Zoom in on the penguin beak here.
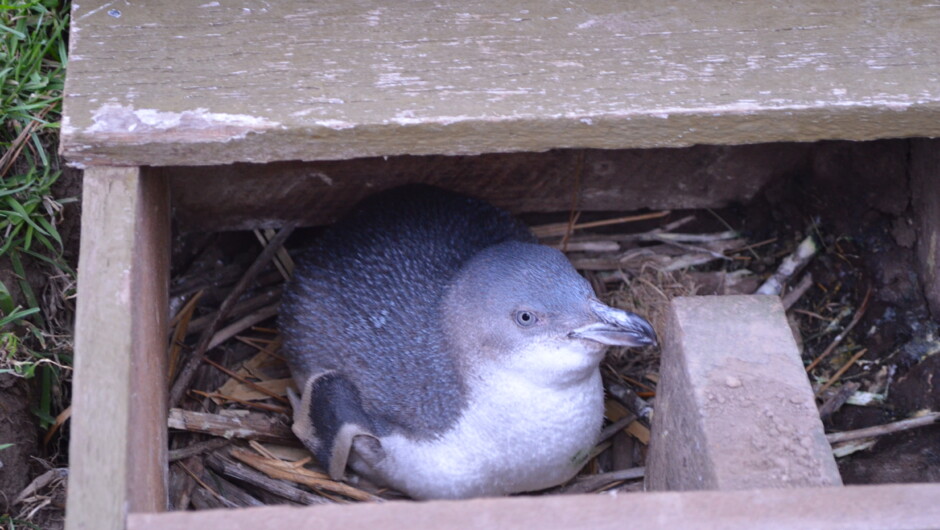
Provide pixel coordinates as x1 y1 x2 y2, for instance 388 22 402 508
569 300 658 348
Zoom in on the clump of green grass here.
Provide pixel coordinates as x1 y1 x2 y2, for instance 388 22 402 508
1 0 72 430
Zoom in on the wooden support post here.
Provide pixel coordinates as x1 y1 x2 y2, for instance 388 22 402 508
66 167 171 530
912 138 940 319
646 295 841 491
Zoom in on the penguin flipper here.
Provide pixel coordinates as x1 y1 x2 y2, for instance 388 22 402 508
291 371 386 480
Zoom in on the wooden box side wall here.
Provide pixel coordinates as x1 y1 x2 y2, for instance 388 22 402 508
66 168 171 530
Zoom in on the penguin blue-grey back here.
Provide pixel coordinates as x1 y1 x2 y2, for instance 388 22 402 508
279 184 656 499
281 186 534 435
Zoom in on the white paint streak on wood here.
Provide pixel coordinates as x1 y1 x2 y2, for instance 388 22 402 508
87 104 278 134
77 1 115 20
83 104 280 143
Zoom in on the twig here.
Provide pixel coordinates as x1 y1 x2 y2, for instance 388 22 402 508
805 286 872 373
0 103 54 178
657 215 696 233
793 308 829 321
167 408 297 445
781 273 814 310
229 448 381 502
187 287 282 336
206 451 331 505
12 468 68 506
653 230 738 243
168 438 231 462
616 374 655 393
201 470 265 508
533 211 670 238
598 413 638 444
170 266 279 299
817 382 860 421
756 235 819 295
178 461 237 508
816 348 868 396
207 303 281 350
826 412 939 444
726 237 778 254
248 439 280 460
203 357 289 404
548 240 620 253
41 405 71 446
170 290 205 328
236 335 287 362
171 458 199 511
607 383 653 421
192 390 290 414
169 224 296 408
610 429 637 470
568 239 742 272
655 238 733 261
168 290 204 381
559 467 645 494
254 229 295 281
560 150 584 251
559 215 697 244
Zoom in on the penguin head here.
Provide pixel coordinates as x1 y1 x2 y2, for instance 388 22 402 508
443 241 656 385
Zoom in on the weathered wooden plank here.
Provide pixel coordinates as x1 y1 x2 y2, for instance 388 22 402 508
66 168 171 530
646 296 841 491
128 484 940 530
912 138 940 319
164 144 811 231
62 1 940 167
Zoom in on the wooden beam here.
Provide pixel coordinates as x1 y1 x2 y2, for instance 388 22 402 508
128 483 940 530
646 296 841 491
164 144 812 231
912 138 940 319
62 1 940 167
66 167 171 530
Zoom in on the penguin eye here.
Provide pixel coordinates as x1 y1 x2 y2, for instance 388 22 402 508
513 310 537 327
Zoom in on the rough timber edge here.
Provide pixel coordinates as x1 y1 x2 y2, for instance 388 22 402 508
128 483 940 530
60 105 940 168
65 167 170 530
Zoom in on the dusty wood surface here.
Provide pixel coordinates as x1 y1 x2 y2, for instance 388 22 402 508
646 296 841 491
62 1 940 167
128 483 940 530
164 144 811 230
66 168 171 530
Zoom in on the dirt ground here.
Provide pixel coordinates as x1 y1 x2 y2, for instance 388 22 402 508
1 166 80 529
744 140 940 483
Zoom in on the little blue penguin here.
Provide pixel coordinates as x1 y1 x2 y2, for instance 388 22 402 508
279 184 657 500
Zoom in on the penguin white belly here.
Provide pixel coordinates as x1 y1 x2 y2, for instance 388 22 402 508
371 368 605 500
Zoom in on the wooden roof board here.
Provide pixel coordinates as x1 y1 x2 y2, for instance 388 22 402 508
62 1 940 167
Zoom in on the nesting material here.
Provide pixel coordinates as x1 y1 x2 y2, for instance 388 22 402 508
164 205 933 509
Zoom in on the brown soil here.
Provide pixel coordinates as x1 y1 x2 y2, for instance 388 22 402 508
0 166 80 528
0 375 39 511
747 140 940 484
